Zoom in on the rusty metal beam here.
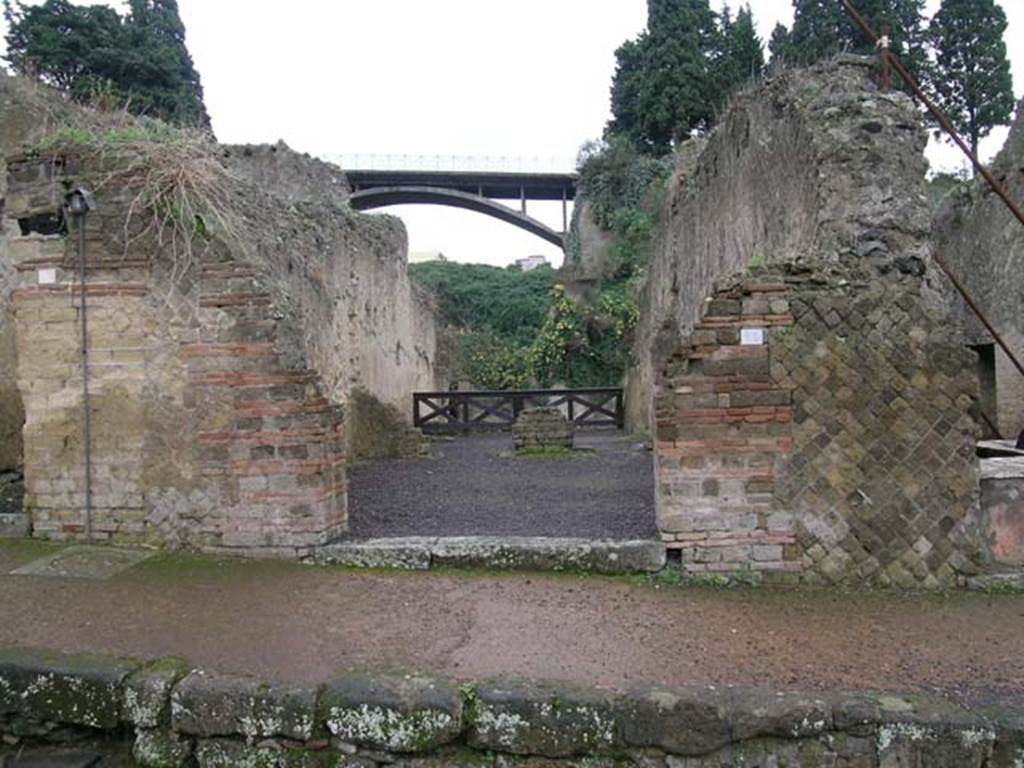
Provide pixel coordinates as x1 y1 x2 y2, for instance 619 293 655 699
840 0 1024 231
840 0 1024 381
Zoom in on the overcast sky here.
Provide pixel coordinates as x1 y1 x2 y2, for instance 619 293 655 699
3 1 1022 267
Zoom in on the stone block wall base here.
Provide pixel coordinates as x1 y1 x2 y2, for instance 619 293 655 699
514 407 575 451
654 265 983 587
0 513 29 539
313 536 667 574
0 645 1020 767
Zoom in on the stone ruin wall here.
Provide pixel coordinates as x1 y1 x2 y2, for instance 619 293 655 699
0 80 439 551
631 56 989 585
221 142 437 414
657 265 982 586
626 56 939 433
937 97 1024 440
3 646 1021 768
0 72 81 472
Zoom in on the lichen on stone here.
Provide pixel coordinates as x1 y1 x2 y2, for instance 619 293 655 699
326 702 455 753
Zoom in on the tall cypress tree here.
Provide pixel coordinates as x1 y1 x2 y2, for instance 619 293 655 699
124 0 209 127
728 5 766 84
780 0 925 70
788 0 849 64
768 22 793 64
714 4 765 100
2 0 209 128
929 0 1015 157
606 0 731 154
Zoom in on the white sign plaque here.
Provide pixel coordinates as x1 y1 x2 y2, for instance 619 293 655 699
38 268 57 285
740 328 765 346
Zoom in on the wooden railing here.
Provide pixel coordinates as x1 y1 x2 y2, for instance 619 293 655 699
413 388 624 432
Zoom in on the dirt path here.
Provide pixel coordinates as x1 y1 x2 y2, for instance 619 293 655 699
347 431 657 539
2 544 1022 710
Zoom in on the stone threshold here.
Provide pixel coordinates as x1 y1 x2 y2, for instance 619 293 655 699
310 535 667 574
0 645 1021 767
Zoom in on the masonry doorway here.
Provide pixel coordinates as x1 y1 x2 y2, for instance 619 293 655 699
345 387 656 540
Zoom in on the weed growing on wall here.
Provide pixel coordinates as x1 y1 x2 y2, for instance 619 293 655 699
29 119 245 280
566 137 670 270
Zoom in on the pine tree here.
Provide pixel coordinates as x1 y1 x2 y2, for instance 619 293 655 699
2 0 209 128
713 4 765 101
768 22 793 64
728 5 766 84
124 0 209 127
929 0 1015 157
2 0 126 97
781 0 925 70
607 0 726 154
788 0 848 64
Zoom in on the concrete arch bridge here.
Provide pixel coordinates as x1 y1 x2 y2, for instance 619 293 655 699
341 156 577 249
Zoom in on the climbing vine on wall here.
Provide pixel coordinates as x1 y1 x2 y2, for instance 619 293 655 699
566 137 670 269
530 285 638 388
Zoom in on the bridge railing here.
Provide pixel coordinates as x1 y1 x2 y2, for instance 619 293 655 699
326 153 576 174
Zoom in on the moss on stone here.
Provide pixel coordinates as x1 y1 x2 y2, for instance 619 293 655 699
0 646 141 730
346 388 429 461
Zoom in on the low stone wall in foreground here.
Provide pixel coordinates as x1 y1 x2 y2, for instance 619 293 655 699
1 646 1021 767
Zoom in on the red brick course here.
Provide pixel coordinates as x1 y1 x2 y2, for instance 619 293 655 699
655 280 799 576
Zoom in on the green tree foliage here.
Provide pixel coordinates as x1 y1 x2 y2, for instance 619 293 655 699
717 4 765 94
456 330 533 391
2 0 209 128
607 0 766 154
531 285 638 388
768 22 792 62
772 0 926 72
929 0 1015 157
407 261 556 346
570 136 671 276
408 261 638 389
607 0 721 154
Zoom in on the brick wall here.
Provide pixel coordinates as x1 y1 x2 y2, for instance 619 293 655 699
937 96 1024 439
656 264 984 586
627 56 936 434
4 146 411 551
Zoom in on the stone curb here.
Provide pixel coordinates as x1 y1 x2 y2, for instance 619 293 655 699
1 646 1022 766
313 536 667 574
0 513 30 539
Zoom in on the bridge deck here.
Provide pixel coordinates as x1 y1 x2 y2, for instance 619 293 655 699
346 169 577 202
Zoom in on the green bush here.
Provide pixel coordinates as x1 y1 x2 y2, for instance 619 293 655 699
408 261 555 346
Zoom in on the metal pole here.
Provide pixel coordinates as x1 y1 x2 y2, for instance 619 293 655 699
74 211 93 545
840 0 1024 381
841 0 1024 230
877 24 891 93
932 252 1024 379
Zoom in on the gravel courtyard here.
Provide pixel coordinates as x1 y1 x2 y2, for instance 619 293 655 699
347 430 657 540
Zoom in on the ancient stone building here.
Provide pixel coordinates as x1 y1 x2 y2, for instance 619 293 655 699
1 77 438 551
937 97 1024 440
628 56 992 586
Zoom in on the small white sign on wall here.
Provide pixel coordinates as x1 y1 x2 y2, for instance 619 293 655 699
37 268 58 285
740 327 766 346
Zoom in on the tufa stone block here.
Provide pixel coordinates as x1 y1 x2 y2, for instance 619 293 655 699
320 672 463 753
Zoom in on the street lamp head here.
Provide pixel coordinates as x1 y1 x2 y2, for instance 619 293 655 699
65 187 97 216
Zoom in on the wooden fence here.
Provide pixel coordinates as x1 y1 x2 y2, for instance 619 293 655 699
412 388 624 432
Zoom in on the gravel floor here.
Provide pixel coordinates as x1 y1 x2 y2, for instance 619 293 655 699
347 430 657 540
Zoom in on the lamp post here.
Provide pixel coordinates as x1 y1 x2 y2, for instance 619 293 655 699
65 188 96 544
